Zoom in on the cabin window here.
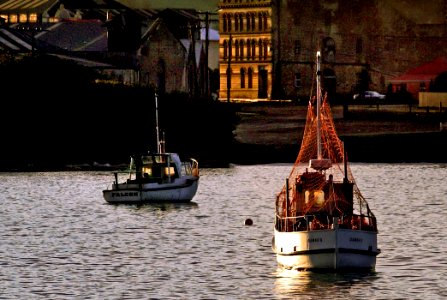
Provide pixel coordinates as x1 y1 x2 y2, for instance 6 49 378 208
314 190 325 206
142 167 152 176
164 167 175 176
305 190 325 206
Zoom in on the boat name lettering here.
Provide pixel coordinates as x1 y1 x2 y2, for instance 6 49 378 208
349 237 363 242
308 238 323 243
111 192 139 197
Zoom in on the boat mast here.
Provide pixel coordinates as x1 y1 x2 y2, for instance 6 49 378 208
155 93 162 153
316 51 322 160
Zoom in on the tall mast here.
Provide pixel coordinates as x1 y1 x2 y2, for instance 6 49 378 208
155 93 161 153
316 51 322 160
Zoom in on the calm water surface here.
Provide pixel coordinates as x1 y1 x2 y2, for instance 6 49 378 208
0 163 446 299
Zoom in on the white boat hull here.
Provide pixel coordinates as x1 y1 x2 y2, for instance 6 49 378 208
273 228 379 270
103 176 199 204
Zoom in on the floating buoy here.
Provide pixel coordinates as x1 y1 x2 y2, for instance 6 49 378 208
244 218 253 226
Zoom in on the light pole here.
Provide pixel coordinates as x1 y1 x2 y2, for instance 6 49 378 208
227 34 232 103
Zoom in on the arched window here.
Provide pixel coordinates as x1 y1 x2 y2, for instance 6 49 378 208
246 13 251 31
239 40 244 59
323 37 336 63
240 68 246 88
223 14 227 32
235 14 239 31
235 40 239 60
226 67 232 88
228 38 232 59
223 40 228 59
258 12 263 31
263 13 268 30
356 37 363 54
247 39 251 59
258 39 263 60
248 67 253 88
251 39 256 59
239 14 243 31
251 13 255 31
263 40 268 59
294 40 301 56
227 14 232 32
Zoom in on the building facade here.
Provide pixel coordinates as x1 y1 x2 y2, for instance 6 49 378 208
218 0 272 101
218 0 447 102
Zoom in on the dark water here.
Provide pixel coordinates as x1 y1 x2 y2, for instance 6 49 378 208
0 163 446 299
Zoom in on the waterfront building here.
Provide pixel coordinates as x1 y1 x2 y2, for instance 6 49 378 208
218 0 447 102
218 0 272 101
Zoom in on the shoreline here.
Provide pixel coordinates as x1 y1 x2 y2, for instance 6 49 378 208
1 103 446 171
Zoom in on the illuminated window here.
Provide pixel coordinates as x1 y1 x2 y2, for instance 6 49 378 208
19 14 27 23
314 190 325 206
9 14 18 23
0 14 8 23
239 40 244 59
28 13 37 23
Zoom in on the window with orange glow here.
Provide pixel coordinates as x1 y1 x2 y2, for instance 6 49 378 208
28 14 37 23
19 14 27 23
9 14 18 23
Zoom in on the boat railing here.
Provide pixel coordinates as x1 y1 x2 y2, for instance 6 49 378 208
182 158 199 177
275 213 377 232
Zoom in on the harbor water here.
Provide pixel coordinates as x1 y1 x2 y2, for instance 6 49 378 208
0 163 446 299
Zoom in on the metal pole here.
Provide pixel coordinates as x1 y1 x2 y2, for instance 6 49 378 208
316 51 322 159
155 93 161 153
227 34 232 103
205 11 210 98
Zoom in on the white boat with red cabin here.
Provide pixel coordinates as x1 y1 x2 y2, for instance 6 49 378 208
272 52 380 271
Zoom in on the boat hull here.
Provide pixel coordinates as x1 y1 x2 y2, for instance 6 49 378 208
273 228 379 270
103 177 199 204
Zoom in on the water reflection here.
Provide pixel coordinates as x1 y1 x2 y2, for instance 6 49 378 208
104 201 199 212
273 268 379 298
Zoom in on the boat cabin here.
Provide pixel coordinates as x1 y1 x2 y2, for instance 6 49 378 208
131 153 183 183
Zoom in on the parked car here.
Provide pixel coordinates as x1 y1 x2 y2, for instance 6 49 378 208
353 91 386 100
